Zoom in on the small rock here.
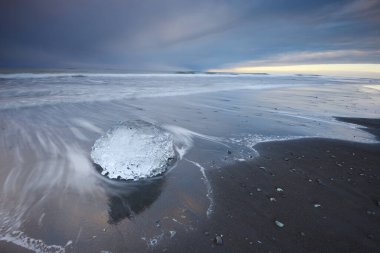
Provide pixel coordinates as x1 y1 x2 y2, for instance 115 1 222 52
276 187 284 192
300 232 305 236
257 188 262 192
314 204 321 208
367 234 374 240
275 220 284 228
227 150 232 155
269 197 276 202
284 157 290 161
367 210 376 215
214 235 223 245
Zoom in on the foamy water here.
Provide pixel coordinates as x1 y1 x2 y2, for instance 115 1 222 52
0 73 379 252
1 72 377 110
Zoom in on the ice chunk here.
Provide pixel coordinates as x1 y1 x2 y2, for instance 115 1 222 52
91 121 176 180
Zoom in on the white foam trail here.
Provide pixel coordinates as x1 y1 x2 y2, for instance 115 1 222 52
163 124 227 159
228 134 306 160
0 116 104 247
0 231 66 253
186 160 214 218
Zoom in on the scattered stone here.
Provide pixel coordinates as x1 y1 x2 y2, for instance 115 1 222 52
275 220 284 228
249 192 253 196
269 197 276 202
367 210 376 215
367 234 374 240
169 230 176 238
257 188 262 192
214 235 223 245
276 187 284 192
240 183 247 188
314 204 321 208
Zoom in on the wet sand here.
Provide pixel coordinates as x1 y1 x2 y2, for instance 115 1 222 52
169 117 380 253
0 75 379 253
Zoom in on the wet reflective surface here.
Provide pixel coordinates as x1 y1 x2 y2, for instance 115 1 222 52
0 73 379 252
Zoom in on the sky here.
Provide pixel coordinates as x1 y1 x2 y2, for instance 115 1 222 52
1 0 380 76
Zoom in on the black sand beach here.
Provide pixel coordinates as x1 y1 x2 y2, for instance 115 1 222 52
0 75 379 253
161 117 380 253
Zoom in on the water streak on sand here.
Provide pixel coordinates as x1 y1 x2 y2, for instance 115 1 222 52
186 160 214 218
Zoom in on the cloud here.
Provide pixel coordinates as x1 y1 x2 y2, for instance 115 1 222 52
0 0 379 70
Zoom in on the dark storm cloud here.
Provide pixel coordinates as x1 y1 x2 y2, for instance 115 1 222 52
0 0 379 70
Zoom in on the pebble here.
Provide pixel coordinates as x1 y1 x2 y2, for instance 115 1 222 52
276 188 284 192
269 197 276 202
314 204 321 208
227 150 232 155
275 220 284 228
284 157 290 161
367 210 376 215
214 235 223 245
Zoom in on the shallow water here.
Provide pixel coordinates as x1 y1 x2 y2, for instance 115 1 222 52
0 73 379 252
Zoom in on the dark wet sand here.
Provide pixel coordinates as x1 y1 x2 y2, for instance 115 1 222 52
156 118 380 253
1 114 379 253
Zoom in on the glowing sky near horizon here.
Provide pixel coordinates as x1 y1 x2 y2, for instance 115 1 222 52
210 64 380 78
